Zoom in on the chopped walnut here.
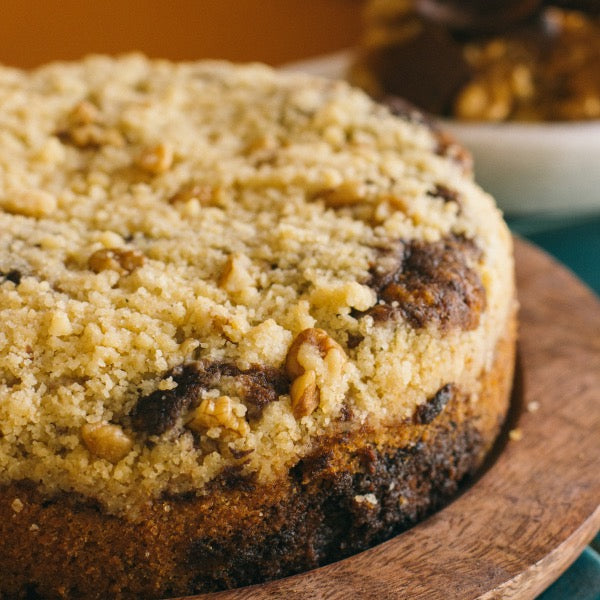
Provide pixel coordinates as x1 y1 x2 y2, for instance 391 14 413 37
454 79 512 121
454 8 600 121
169 182 214 205
68 100 100 126
69 124 124 148
218 253 255 298
315 180 367 208
186 395 249 437
137 142 174 174
285 328 345 379
243 134 280 166
59 101 124 148
131 361 287 436
81 423 134 463
355 5 600 121
290 369 319 418
88 247 145 275
285 328 347 418
354 493 378 507
1 190 57 218
243 134 278 155
68 124 124 148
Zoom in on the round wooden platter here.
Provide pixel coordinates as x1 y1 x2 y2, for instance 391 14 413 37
179 238 600 600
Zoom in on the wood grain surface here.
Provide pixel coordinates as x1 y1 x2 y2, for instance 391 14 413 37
176 238 600 600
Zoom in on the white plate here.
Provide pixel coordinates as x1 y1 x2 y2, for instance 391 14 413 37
282 51 600 216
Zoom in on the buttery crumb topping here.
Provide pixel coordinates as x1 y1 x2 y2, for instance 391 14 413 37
0 55 513 516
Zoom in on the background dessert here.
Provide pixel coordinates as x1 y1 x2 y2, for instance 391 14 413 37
350 0 600 121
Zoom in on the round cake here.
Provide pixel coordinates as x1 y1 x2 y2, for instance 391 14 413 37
0 55 515 599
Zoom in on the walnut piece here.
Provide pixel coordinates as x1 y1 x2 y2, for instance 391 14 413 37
68 100 100 126
454 80 512 121
285 328 347 418
88 247 145 275
137 142 174 174
315 181 367 208
186 395 249 437
60 101 124 148
218 253 255 298
71 124 104 147
285 328 345 379
169 182 214 205
11 498 24 513
81 423 133 463
1 190 57 218
289 369 319 418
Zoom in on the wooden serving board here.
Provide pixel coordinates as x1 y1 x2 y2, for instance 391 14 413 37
180 238 600 600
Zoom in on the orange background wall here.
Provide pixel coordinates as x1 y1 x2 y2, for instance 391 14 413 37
0 1 365 69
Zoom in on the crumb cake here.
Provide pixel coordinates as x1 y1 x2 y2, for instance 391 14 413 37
0 55 515 599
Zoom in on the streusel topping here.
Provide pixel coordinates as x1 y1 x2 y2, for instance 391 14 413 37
0 55 513 516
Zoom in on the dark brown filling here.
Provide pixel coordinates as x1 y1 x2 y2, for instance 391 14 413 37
0 269 22 285
131 361 289 436
414 383 455 424
361 236 486 331
426 183 461 205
